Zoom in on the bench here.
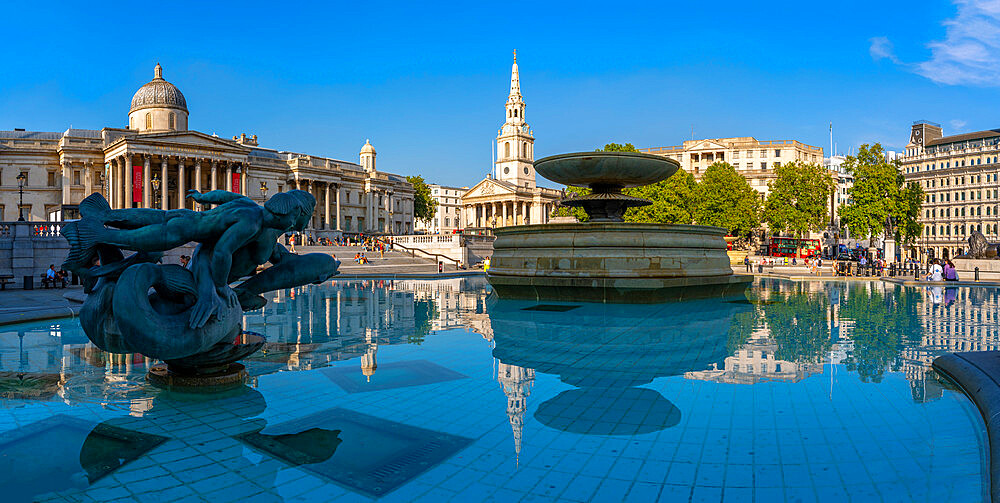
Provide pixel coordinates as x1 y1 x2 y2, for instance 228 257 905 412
0 275 13 290
40 273 67 289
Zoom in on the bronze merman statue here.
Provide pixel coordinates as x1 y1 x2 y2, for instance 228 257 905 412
60 190 340 373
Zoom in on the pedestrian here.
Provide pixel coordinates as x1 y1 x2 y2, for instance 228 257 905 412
179 255 190 268
744 256 751 273
926 258 943 282
289 234 296 253
944 259 959 281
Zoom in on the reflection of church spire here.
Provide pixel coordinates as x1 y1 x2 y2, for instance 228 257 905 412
362 330 378 382
496 360 534 466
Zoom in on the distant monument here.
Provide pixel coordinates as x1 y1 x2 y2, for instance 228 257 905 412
61 190 340 387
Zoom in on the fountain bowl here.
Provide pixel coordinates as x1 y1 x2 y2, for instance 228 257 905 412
534 151 679 189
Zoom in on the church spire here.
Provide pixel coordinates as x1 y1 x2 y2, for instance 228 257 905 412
508 50 521 103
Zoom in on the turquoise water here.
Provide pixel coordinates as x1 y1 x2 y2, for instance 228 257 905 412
0 277 987 502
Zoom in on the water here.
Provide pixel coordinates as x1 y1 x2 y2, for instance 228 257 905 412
0 277 988 502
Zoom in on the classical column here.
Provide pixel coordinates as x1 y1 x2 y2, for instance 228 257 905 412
241 164 248 195
194 158 202 194
295 179 301 190
384 192 391 233
502 201 508 227
84 162 93 196
61 161 71 206
225 163 233 192
143 155 151 208
211 161 218 192
335 184 342 231
160 157 168 210
178 158 187 210
124 153 133 209
324 183 331 230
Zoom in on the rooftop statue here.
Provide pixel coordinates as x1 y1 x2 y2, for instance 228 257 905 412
61 190 340 380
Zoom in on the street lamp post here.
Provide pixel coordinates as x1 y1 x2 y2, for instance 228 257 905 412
259 181 268 200
16 172 26 221
151 175 161 209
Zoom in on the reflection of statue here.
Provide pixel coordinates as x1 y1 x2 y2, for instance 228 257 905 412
959 230 1000 259
60 191 340 373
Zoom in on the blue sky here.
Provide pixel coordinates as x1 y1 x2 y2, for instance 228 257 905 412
2 1 999 188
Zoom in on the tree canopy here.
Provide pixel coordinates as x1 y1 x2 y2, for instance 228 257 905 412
838 143 923 245
693 162 762 238
762 161 835 239
405 175 438 223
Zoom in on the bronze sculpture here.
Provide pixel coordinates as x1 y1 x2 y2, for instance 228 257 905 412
61 190 340 379
959 230 1000 259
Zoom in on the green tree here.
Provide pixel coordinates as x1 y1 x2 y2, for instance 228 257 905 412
600 142 639 152
406 175 438 224
694 162 762 238
838 143 923 248
763 161 835 253
623 169 699 224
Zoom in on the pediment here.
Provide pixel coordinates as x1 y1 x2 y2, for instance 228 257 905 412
690 140 727 151
462 178 516 200
138 131 248 150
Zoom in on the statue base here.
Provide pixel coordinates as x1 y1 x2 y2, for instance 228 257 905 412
147 363 248 391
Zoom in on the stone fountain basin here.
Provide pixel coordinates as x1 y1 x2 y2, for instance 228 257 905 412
534 151 680 188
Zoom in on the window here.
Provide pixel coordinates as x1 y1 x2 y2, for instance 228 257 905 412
47 172 55 187
774 149 781 157
746 150 754 158
19 205 29 221
760 162 767 169
169 113 175 129
73 170 80 185
145 113 151 129
733 163 740 169
760 149 768 158
277 184 284 193
505 142 510 158
522 142 527 157
733 151 740 159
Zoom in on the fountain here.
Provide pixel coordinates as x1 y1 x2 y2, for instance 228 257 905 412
486 151 752 302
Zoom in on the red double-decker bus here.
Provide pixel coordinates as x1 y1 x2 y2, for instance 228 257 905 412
769 237 821 258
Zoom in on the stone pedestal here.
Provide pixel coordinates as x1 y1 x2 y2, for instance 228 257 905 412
884 238 897 263
487 223 752 302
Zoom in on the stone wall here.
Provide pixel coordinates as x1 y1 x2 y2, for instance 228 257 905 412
953 258 1000 281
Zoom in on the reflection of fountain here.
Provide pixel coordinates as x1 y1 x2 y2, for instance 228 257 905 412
487 151 751 302
489 294 751 439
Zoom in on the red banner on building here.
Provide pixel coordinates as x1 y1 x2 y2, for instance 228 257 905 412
231 172 241 193
132 165 143 203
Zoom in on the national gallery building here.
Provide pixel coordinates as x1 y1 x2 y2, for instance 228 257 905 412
0 64 415 235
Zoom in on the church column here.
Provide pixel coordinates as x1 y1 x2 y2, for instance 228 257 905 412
324 183 331 230
143 155 151 208
335 184 342 231
124 153 133 209
225 162 233 192
241 164 248 195
211 161 218 192
502 201 508 227
160 157 168 210
178 158 187 210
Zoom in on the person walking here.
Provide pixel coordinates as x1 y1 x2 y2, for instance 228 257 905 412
744 256 751 273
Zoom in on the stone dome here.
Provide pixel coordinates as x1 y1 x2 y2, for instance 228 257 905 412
360 139 376 155
129 63 187 114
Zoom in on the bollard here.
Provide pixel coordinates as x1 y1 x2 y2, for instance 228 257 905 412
23 275 33 290
976 267 980 282
915 266 919 280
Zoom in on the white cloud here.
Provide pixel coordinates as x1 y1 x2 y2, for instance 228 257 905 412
869 36 900 63
914 0 1000 86
951 119 968 130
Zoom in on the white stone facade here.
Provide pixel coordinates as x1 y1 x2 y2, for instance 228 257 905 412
0 64 414 235
415 184 467 234
901 120 1000 260
639 137 824 199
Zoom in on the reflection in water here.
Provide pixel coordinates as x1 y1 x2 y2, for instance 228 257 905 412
0 276 994 500
488 295 752 443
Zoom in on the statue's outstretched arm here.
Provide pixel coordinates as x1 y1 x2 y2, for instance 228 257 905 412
187 190 246 205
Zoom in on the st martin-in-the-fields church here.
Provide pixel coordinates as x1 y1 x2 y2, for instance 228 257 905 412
461 52 561 228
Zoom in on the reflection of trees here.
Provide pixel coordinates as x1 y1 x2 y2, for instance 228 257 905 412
410 299 438 345
839 285 923 383
732 281 831 365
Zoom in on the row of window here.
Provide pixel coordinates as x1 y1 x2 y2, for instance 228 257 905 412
925 205 998 218
926 223 997 237
925 189 997 203
732 162 780 170
908 156 1000 173
130 112 177 130
923 173 997 188
732 149 782 159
